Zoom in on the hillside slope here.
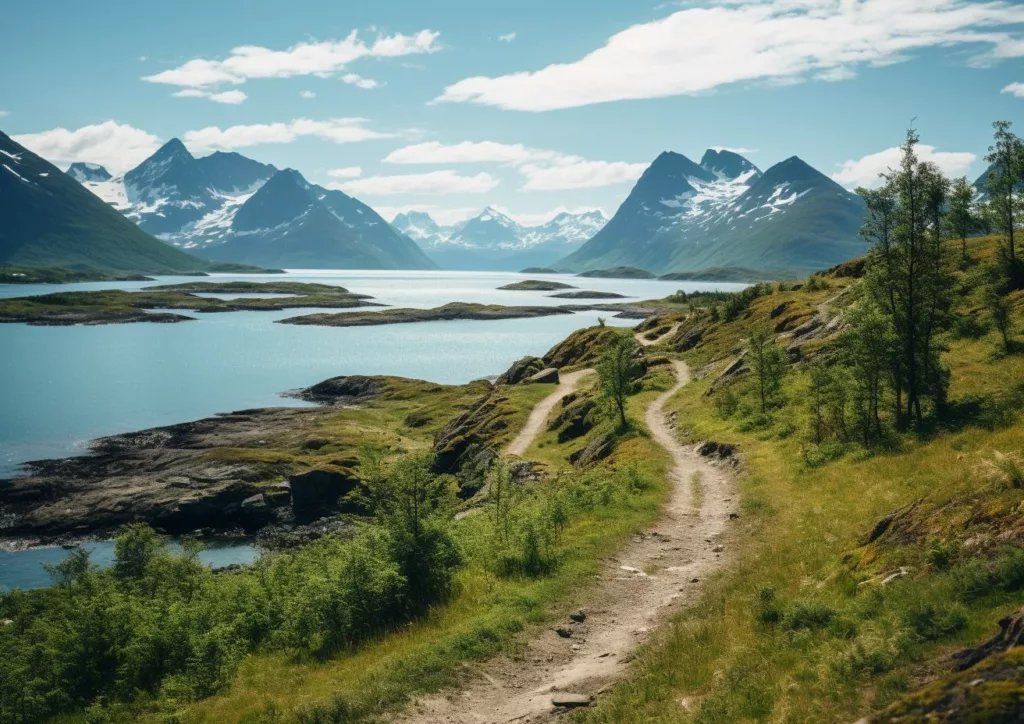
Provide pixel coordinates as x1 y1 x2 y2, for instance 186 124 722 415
0 131 223 273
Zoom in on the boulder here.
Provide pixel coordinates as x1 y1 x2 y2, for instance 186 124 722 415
569 434 615 468
551 399 598 443
526 368 560 384
263 483 291 507
496 356 546 385
297 375 385 404
954 607 1024 670
432 390 511 474
696 440 737 461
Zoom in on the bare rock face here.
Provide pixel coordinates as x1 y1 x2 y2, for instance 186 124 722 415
548 397 598 443
496 356 546 385
288 468 362 521
526 368 560 384
432 389 512 474
569 433 616 468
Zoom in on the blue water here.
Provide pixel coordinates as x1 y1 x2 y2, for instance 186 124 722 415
0 271 742 474
0 540 260 592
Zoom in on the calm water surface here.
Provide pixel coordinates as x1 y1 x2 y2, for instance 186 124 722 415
0 270 742 474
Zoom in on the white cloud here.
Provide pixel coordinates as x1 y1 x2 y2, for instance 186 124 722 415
143 29 439 89
499 32 517 43
183 118 395 152
172 88 248 104
832 145 978 189
326 166 363 178
13 121 161 174
341 73 379 89
1002 81 1024 96
435 0 1024 111
0 110 9 118
333 170 500 196
300 90 316 99
383 139 646 190
138 56 148 62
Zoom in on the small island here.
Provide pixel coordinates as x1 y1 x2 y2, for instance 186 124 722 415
279 302 574 327
0 282 380 326
659 267 778 282
519 266 560 274
498 279 577 291
548 290 628 299
0 266 154 285
577 267 656 279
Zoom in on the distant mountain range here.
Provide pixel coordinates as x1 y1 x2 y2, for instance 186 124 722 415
71 139 435 270
0 131 242 274
392 207 608 271
558 149 867 278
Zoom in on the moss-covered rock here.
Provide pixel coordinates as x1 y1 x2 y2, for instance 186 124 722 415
496 356 546 385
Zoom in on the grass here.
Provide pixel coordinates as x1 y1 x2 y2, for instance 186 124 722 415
572 238 1024 722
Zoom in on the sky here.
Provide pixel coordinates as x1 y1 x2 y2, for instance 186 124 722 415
2 0 1023 226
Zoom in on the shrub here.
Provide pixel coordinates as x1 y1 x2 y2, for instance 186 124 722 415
903 602 968 641
785 600 836 631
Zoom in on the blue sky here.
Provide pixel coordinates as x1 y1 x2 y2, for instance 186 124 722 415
2 0 1023 225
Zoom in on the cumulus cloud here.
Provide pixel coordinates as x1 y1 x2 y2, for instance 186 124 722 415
832 145 978 189
332 170 500 196
300 90 316 99
498 32 517 42
13 121 161 174
435 0 1024 111
143 30 439 89
382 140 645 190
183 118 395 152
0 110 9 118
326 166 363 178
171 88 248 104
341 73 379 89
1002 81 1024 96
709 146 759 155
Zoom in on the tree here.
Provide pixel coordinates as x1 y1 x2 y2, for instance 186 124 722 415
807 361 830 444
597 333 641 428
861 128 953 429
984 284 1014 354
985 120 1024 268
114 524 163 580
841 301 895 444
946 177 981 264
747 326 786 413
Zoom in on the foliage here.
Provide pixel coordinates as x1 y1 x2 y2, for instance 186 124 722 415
747 326 787 413
597 334 641 428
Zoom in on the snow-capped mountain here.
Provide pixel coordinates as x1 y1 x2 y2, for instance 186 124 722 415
66 162 111 183
392 207 608 271
559 149 866 278
70 139 435 270
1 132 219 273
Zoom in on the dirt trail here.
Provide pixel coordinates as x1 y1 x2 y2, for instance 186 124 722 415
636 322 680 347
505 370 595 457
402 360 737 723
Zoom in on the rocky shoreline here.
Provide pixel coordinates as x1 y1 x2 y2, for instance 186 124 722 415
278 302 575 327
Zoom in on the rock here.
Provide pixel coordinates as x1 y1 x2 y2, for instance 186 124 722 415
697 441 737 461
431 389 512 475
672 327 704 353
862 499 922 545
402 410 431 428
288 468 361 521
550 398 598 443
769 302 790 319
570 611 587 623
954 608 1024 671
555 627 574 638
496 356 546 385
551 693 591 708
569 433 616 468
262 483 291 507
241 493 267 510
296 375 385 404
526 367 560 384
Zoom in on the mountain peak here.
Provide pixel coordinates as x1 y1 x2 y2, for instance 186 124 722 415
66 162 112 183
153 138 193 161
699 149 761 180
757 156 833 188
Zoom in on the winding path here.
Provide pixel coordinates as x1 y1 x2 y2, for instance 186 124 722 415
636 322 681 347
505 369 595 457
402 360 737 723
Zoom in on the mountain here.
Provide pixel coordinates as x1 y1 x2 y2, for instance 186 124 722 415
198 168 436 269
392 207 608 271
0 131 227 273
66 162 111 183
558 149 866 278
71 139 434 270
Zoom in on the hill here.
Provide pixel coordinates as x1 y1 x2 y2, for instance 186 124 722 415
0 131 237 273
